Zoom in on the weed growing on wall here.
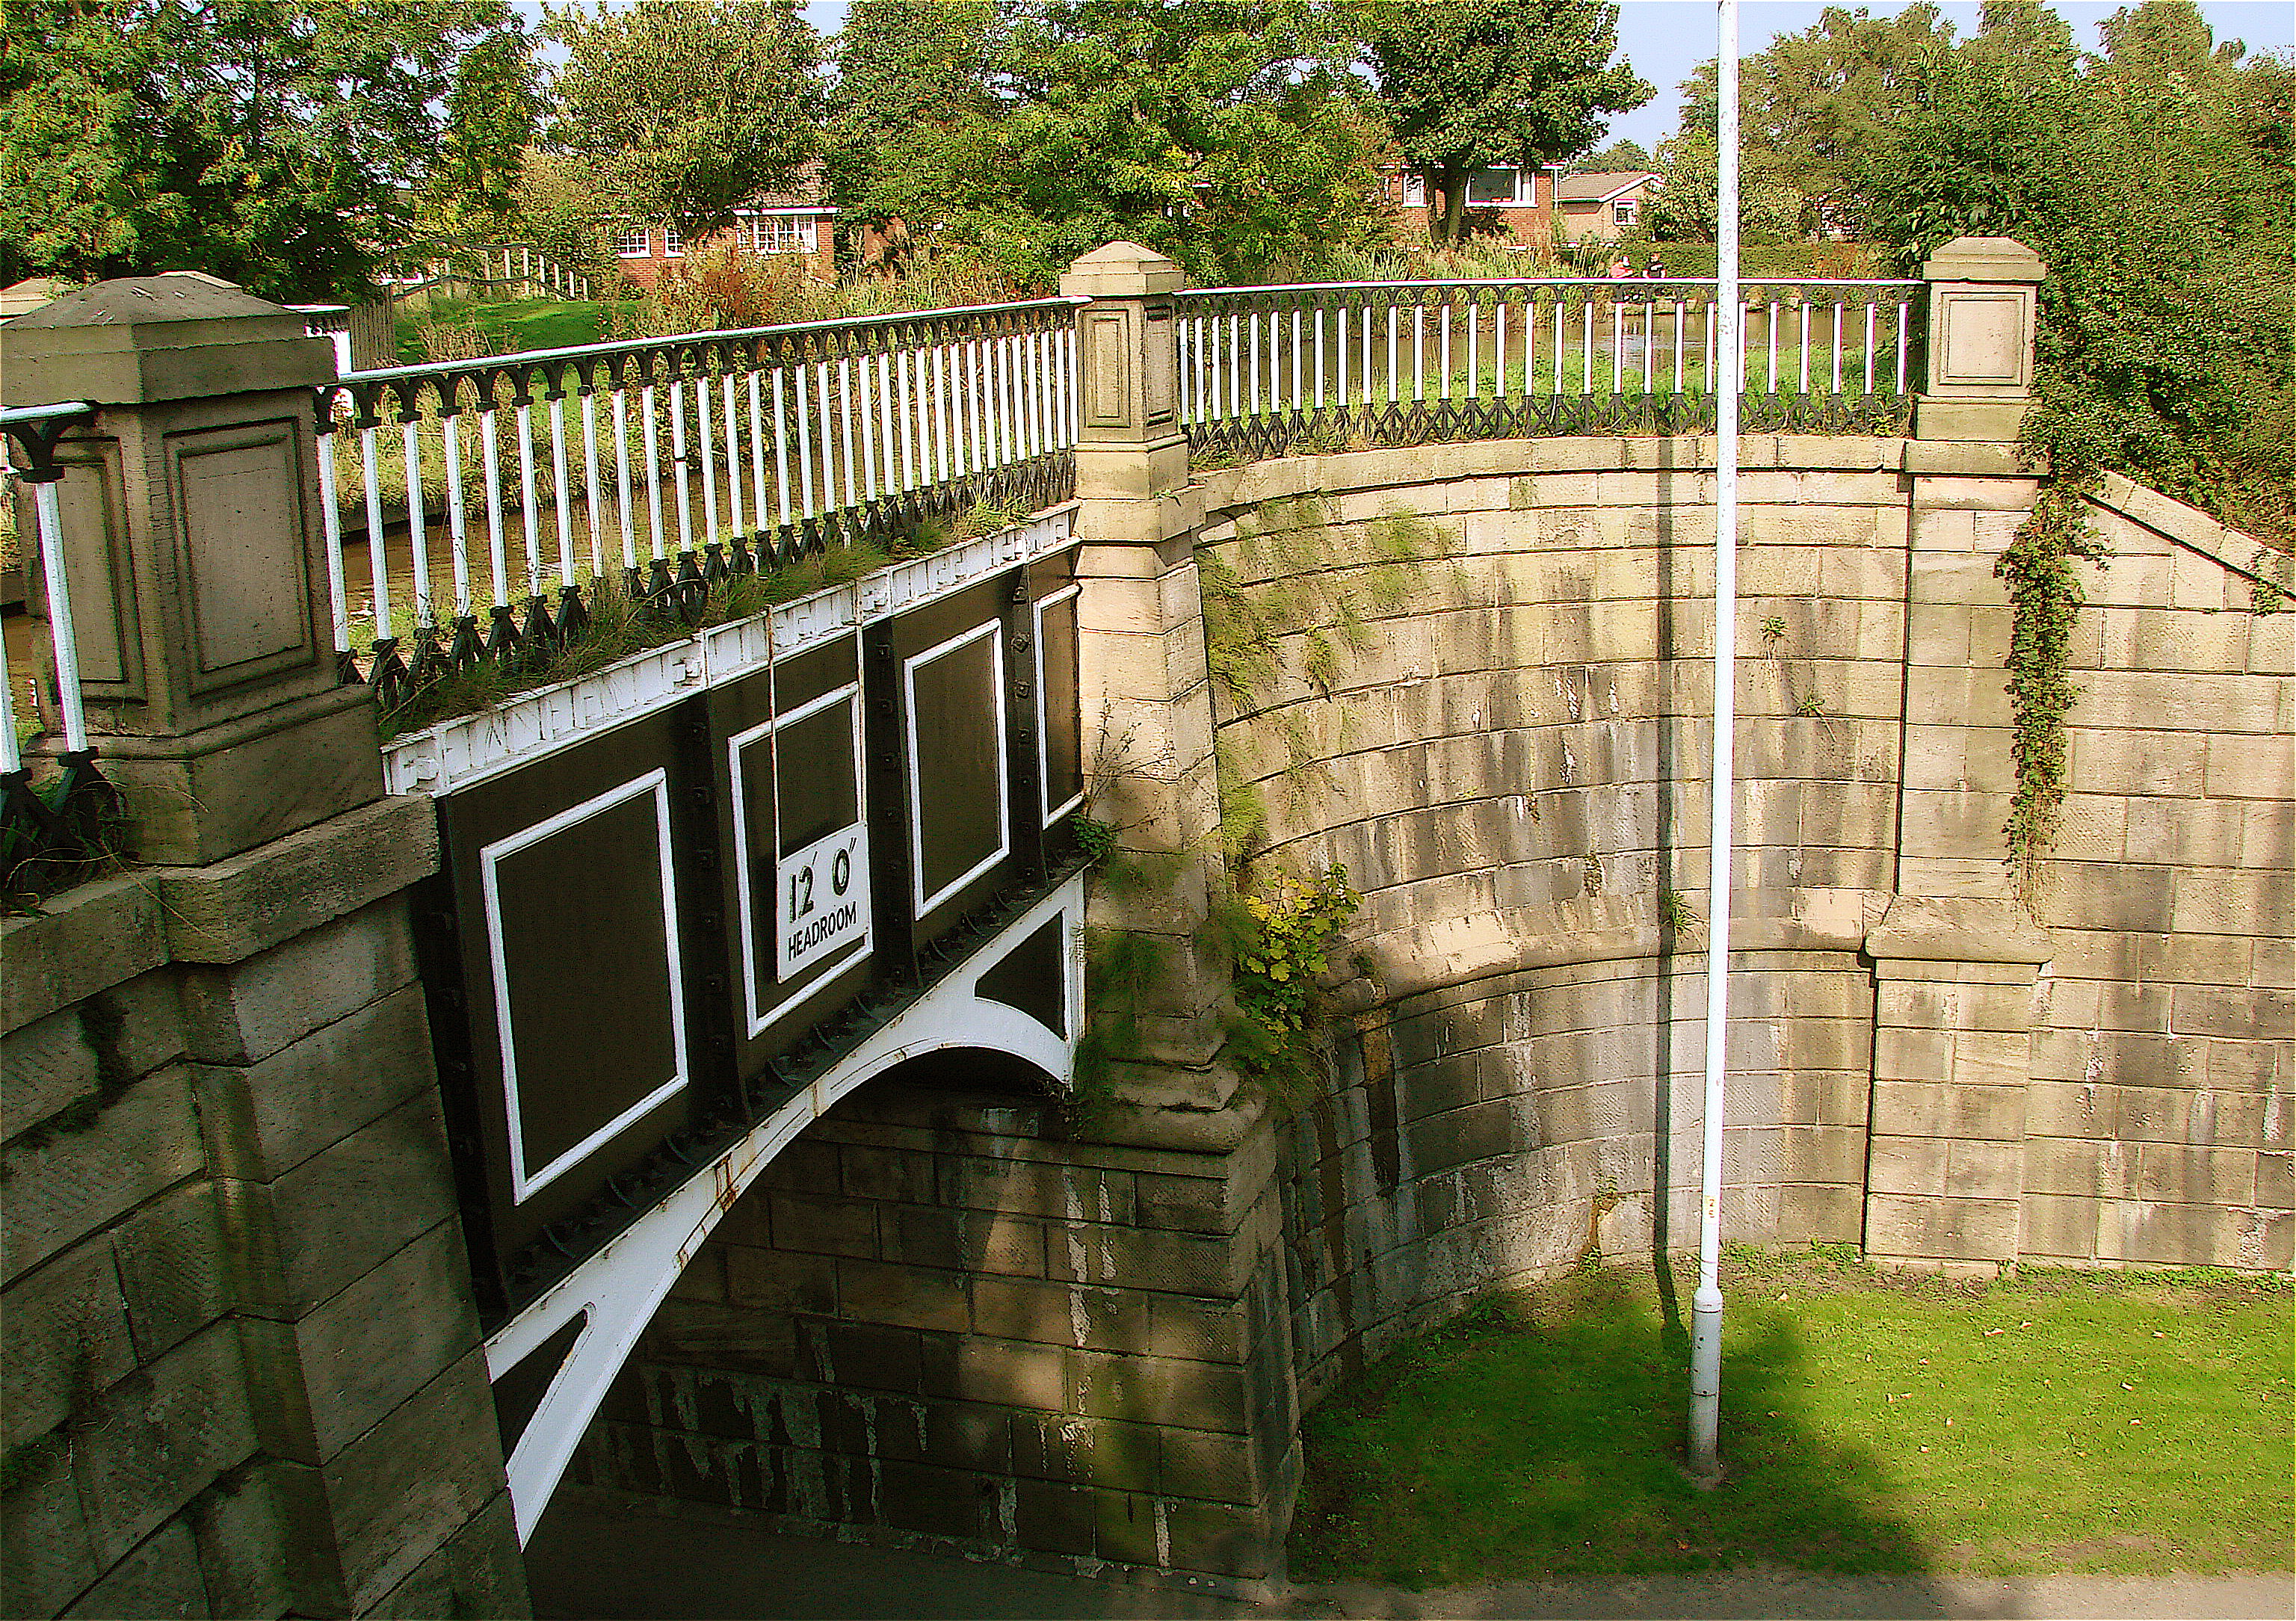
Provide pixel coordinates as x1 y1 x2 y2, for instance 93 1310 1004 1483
1199 496 1441 853
1996 486 2110 903
1196 495 1443 1109
1225 863 1360 1111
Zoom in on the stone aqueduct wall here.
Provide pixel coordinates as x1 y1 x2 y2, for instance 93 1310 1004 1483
576 435 2289 1579
1194 436 2290 1401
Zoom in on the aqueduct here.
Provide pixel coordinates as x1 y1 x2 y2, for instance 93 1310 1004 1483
1 241 2287 1617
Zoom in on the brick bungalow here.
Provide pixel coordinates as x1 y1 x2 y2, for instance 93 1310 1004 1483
1383 163 1552 249
612 164 838 289
1555 170 1661 242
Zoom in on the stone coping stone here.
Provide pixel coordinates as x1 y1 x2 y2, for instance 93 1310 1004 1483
157 794 438 965
1191 436 2061 525
2090 473 2290 587
1865 894 2054 966
1 873 171 1036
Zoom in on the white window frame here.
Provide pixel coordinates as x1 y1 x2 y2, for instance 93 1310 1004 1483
1465 167 1534 208
614 226 651 259
661 223 684 258
1614 197 1639 227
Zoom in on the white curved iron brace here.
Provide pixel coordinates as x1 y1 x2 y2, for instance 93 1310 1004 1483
485 870 1086 1542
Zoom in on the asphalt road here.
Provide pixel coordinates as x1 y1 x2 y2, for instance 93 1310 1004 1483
527 1486 2294 1621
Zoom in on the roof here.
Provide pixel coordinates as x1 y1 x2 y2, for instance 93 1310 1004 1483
1558 170 1660 204
742 158 833 212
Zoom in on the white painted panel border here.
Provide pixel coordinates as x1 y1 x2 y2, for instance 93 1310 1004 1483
383 504 1077 797
1034 583 1084 828
727 674 873 1039
480 769 689 1203
484 868 1085 1544
904 618 1010 918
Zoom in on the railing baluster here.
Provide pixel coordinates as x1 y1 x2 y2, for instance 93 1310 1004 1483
315 412 351 659
613 385 637 575
444 405 473 623
641 379 666 561
772 367 794 528
723 371 745 542
749 366 771 524
483 401 512 608
1864 303 1877 395
670 375 694 556
1833 303 1845 395
581 386 605 578
30 480 89 752
548 386 575 592
1438 300 1450 403
400 411 430 631
359 419 390 645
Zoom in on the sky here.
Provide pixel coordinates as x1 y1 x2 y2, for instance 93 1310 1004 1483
546 0 2296 158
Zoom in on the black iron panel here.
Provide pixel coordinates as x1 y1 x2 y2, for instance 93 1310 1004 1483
908 626 1005 913
427 701 718 1308
489 779 683 1188
1036 588 1082 824
975 916 1067 1040
422 544 1090 1327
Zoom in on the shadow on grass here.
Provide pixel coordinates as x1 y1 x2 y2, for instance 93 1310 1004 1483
1288 1265 1940 1592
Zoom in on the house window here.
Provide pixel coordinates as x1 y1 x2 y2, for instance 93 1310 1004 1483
615 227 651 259
748 216 815 255
661 224 683 257
1613 198 1638 227
1466 167 1528 206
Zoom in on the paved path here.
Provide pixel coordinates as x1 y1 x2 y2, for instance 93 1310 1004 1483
528 1488 2292 1621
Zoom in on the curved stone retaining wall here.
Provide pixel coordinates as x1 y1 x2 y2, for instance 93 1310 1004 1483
1191 437 2291 1404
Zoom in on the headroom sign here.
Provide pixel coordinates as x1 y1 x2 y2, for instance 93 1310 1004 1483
777 823 868 980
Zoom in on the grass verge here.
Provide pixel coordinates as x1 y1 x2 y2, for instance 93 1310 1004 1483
1290 1250 2291 1587
394 297 626 364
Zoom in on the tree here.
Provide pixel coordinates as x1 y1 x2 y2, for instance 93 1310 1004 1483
1355 0 1652 244
1576 138 1652 172
544 0 824 244
1857 0 2294 540
827 1 1388 288
0 0 537 302
827 0 1003 261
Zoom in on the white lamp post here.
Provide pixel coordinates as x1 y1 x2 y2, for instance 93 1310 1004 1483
1688 0 1741 1481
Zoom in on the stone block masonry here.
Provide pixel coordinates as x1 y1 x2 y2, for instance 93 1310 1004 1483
572 1080 1299 1581
1 277 525 1619
1190 430 2290 1399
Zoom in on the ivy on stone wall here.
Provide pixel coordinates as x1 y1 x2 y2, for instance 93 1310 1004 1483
1995 484 2110 903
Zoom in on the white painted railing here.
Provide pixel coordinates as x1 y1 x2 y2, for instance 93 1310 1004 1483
1 401 96 770
312 297 1084 700
1173 277 1920 451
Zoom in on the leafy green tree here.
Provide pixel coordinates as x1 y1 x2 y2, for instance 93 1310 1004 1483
831 1 1387 288
1859 0 2293 540
1 0 537 301
827 0 1002 250
544 0 824 243
1355 0 1652 244
1576 138 1652 172
422 30 543 245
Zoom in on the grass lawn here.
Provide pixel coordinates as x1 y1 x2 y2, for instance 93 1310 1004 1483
395 297 632 364
1290 1249 2292 1587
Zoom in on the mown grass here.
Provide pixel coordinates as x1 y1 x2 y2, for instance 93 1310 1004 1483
394 297 628 364
1291 1250 2292 1587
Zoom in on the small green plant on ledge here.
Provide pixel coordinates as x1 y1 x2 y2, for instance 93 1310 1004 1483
1996 486 2110 904
1659 889 1704 940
